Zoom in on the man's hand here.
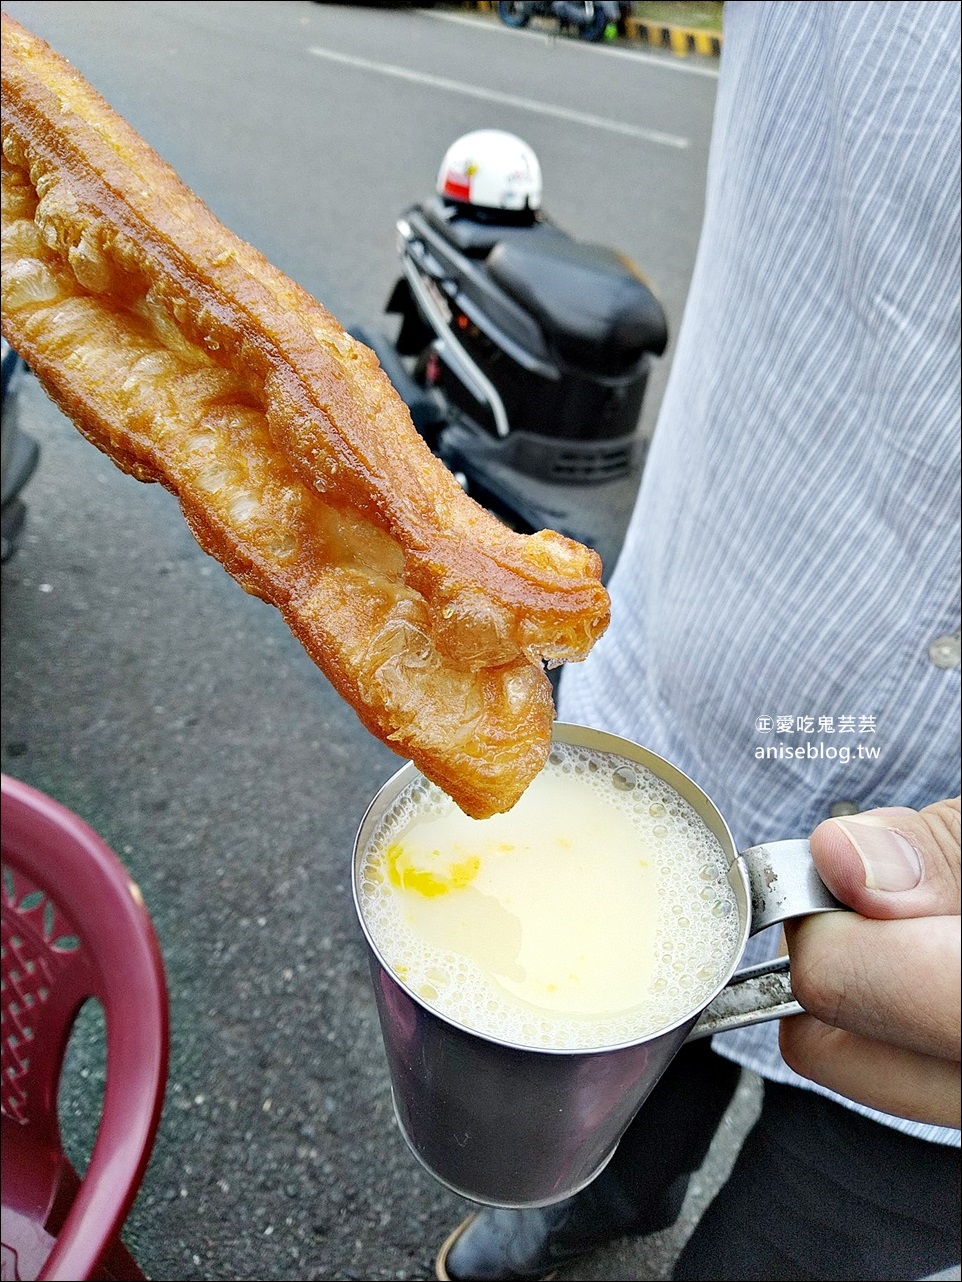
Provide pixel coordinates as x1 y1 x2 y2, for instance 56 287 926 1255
781 798 961 1128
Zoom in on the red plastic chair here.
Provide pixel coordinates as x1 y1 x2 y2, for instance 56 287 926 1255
1 775 169 1281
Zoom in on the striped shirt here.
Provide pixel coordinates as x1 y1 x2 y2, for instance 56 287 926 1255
559 0 961 1147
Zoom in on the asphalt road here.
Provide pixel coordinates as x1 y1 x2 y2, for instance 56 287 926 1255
0 5 745 1280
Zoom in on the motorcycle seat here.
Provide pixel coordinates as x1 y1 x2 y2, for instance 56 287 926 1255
485 237 669 371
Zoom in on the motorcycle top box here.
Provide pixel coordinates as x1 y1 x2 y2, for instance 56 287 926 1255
352 131 668 579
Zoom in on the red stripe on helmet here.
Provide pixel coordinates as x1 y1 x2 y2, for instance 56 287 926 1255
442 171 471 202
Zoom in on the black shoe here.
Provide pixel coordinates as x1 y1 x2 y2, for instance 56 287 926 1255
434 1175 689 1281
435 1203 594 1281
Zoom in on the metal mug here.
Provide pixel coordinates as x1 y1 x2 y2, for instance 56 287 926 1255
352 723 841 1208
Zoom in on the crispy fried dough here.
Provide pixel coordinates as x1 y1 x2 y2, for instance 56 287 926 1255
0 14 610 817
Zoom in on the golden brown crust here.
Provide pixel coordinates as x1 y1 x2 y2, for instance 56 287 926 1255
0 13 610 817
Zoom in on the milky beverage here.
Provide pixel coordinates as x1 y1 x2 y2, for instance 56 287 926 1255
358 742 741 1051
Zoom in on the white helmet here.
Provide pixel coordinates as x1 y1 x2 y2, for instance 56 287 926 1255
437 130 542 213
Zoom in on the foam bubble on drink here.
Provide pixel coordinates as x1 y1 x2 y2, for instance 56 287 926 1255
358 742 741 1050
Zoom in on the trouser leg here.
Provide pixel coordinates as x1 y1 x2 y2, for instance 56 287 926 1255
572 1039 742 1236
673 1079 962 1281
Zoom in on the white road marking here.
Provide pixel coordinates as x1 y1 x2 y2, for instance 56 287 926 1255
422 7 721 80
307 45 690 149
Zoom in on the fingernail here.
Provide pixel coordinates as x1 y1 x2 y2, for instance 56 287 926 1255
833 816 923 891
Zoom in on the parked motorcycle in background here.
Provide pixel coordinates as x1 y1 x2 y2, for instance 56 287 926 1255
1 337 40 563
497 1 622 42
351 130 668 581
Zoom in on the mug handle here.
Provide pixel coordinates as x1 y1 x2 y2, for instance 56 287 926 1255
687 839 843 1041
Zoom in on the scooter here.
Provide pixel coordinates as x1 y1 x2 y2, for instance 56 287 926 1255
497 2 621 42
1 337 40 563
351 185 668 579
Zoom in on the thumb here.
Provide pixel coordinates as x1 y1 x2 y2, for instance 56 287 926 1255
808 797 960 920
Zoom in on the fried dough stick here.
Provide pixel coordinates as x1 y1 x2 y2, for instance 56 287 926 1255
0 14 609 818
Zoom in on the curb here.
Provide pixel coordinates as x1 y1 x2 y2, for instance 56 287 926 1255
625 16 722 57
469 3 723 57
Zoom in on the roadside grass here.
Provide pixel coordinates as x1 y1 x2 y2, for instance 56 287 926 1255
632 2 724 33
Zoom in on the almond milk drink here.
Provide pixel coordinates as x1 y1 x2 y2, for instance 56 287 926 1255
358 741 741 1051
352 724 840 1207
